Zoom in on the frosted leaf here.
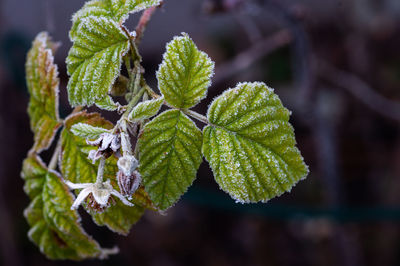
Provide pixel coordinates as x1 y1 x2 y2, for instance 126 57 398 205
109 0 162 23
95 96 119 111
21 155 106 260
128 96 164 122
25 32 62 152
203 82 309 203
71 123 110 139
137 110 203 210
157 33 215 109
70 0 162 38
66 16 130 107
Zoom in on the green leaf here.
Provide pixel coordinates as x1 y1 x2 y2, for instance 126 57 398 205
21 155 104 260
71 122 110 139
157 33 214 109
138 109 203 210
21 154 47 199
26 32 62 152
95 95 119 111
61 111 114 184
70 0 161 38
27 220 82 260
42 171 103 258
91 201 145 235
128 96 164 121
107 0 162 22
61 111 151 234
203 82 309 203
66 16 130 107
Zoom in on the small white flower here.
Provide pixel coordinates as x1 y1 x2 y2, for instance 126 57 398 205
87 133 121 163
65 180 133 211
87 133 120 152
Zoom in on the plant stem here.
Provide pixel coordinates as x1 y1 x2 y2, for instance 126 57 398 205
96 157 106 185
48 141 61 170
135 5 159 44
124 87 146 117
182 109 210 125
124 56 133 80
132 62 141 95
142 81 160 99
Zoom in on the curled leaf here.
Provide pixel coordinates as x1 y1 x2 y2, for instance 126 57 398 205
26 32 62 152
21 155 107 260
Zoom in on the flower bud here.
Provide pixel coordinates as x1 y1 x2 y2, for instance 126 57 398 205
117 170 141 198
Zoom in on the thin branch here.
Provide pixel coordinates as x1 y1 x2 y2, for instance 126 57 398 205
96 157 106 185
317 60 400 123
213 30 292 85
48 143 61 170
135 4 161 44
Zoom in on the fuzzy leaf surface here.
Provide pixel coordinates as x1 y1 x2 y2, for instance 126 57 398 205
203 82 309 203
157 33 214 109
71 122 110 140
95 95 119 111
138 109 203 210
61 112 151 233
66 16 129 107
21 155 103 260
128 96 164 121
26 32 61 152
70 0 161 38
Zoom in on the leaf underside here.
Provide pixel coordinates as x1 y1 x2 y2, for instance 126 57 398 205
157 33 214 109
138 109 203 210
203 82 309 203
71 122 110 140
22 155 102 260
26 32 61 152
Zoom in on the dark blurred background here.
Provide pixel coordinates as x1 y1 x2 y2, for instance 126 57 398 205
1 0 400 265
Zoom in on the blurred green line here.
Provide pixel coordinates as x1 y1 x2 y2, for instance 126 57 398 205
183 187 400 222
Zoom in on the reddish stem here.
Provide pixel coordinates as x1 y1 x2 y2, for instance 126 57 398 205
135 4 161 44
